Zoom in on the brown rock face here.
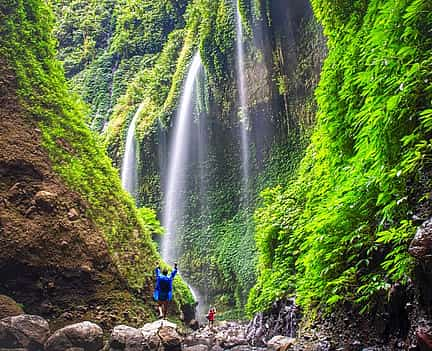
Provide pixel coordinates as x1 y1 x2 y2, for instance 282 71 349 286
409 219 432 260
0 61 130 329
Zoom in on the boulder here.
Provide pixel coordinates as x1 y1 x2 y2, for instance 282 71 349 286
230 346 253 351
0 295 24 319
267 335 296 351
409 218 432 260
0 314 50 350
188 319 199 331
140 320 177 332
158 326 182 351
109 324 161 351
183 345 208 351
45 321 103 351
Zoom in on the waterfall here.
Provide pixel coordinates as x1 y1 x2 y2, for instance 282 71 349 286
162 53 203 264
161 52 208 319
121 102 144 198
235 1 251 202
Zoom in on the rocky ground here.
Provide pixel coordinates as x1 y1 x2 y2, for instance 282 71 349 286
1 303 432 351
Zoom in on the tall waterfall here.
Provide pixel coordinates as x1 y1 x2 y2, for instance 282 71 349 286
162 53 203 264
235 1 250 202
121 102 145 198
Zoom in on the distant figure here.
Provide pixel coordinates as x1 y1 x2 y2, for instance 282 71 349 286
154 263 177 319
207 306 216 328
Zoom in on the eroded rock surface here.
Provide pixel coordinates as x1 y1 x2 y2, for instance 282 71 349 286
44 321 103 351
0 314 50 351
409 218 432 260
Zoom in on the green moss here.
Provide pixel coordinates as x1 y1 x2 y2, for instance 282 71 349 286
249 0 432 315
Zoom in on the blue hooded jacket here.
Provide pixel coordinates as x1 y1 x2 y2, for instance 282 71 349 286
154 267 177 301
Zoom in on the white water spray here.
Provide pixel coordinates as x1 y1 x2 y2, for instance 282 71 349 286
162 53 203 264
121 102 144 198
235 1 251 201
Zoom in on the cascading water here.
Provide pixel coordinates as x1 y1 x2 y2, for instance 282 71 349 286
235 1 251 202
121 102 144 198
161 52 202 264
161 52 209 319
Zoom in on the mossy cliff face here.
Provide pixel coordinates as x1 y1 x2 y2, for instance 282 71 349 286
51 0 189 132
0 0 192 328
249 0 432 327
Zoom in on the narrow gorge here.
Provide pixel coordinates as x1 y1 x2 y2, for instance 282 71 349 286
1 0 432 350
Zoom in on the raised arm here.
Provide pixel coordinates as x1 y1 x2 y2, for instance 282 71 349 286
155 266 161 278
169 263 178 279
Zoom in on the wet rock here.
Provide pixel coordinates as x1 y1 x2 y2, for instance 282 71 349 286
417 327 432 351
409 218 432 260
210 346 223 351
109 324 161 351
189 319 200 331
45 321 103 351
0 314 50 350
158 326 182 351
267 335 296 351
247 299 299 346
0 295 24 319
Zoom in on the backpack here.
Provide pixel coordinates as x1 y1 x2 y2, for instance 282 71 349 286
159 277 170 293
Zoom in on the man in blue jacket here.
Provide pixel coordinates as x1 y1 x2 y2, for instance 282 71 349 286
154 262 177 319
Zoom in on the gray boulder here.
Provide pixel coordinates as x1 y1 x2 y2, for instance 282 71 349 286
267 335 296 351
109 324 160 351
183 345 208 351
0 314 50 350
45 321 103 351
158 326 182 351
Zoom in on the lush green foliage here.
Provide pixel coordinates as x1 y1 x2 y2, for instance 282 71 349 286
249 0 432 315
0 0 193 310
51 0 188 129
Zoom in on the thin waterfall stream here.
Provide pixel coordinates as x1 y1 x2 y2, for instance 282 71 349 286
121 102 145 198
235 1 251 204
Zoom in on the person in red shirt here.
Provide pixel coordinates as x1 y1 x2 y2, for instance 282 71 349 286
207 306 216 329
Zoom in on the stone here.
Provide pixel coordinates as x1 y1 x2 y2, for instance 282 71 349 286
189 319 200 331
267 335 296 351
183 345 208 351
33 190 57 212
409 218 432 260
0 296 23 319
45 321 103 351
158 326 182 351
68 208 80 220
230 346 252 351
109 325 148 351
141 320 177 332
0 314 50 350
